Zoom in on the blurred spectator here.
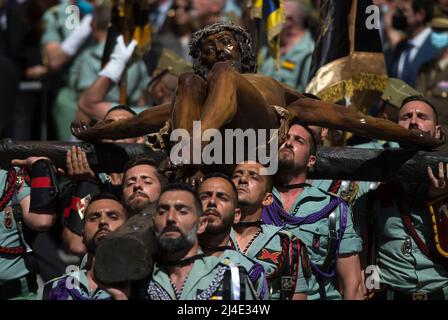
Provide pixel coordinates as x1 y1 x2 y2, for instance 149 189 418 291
74 5 149 123
258 0 314 92
387 0 438 87
191 0 226 28
416 16 448 141
146 48 192 106
5 0 59 140
41 0 98 141
149 0 173 34
1 0 58 140
154 0 195 61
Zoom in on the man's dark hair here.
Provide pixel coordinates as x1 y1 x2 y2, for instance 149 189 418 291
84 192 127 223
189 21 256 79
106 104 137 117
201 172 238 206
412 0 434 24
159 182 202 216
286 118 317 156
232 161 273 194
400 95 439 124
122 156 168 190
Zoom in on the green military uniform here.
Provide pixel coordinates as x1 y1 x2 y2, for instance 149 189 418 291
271 185 362 300
368 183 448 299
41 3 149 140
38 255 111 300
416 58 448 147
416 17 448 147
0 168 36 300
230 225 309 300
145 252 259 300
41 3 97 141
216 248 270 300
258 31 315 92
73 41 150 107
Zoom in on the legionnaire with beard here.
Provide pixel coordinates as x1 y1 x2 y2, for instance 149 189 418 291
39 193 129 300
198 173 269 300
263 119 364 300
231 161 309 300
366 96 448 300
144 183 260 300
121 156 167 216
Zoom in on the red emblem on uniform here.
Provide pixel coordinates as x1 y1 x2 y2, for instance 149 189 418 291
77 195 92 220
258 248 281 264
4 206 13 229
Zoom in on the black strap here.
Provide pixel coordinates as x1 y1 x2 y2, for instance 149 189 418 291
278 182 311 190
223 267 231 300
234 220 264 228
42 281 53 300
274 232 294 300
159 254 205 267
239 266 246 301
202 246 233 254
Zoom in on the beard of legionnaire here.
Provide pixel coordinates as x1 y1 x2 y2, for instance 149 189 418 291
156 223 198 254
124 193 153 216
202 211 234 235
84 226 111 255
278 146 296 172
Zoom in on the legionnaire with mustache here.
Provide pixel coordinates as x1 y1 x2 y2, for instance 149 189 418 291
365 96 448 300
263 118 364 300
142 183 260 300
230 161 310 300
39 193 129 300
121 156 168 217
198 173 269 300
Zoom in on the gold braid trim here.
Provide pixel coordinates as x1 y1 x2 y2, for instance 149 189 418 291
316 73 388 103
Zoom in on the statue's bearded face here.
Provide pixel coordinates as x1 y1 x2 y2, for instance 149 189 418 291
200 30 242 74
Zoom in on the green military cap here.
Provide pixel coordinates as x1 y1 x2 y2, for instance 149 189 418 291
156 49 192 77
430 17 448 31
381 78 423 108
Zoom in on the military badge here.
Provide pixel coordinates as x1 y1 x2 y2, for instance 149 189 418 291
401 237 412 257
258 248 281 264
281 60 296 71
281 276 294 292
77 194 92 220
4 206 13 229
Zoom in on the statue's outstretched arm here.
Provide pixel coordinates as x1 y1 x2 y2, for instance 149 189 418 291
71 103 172 141
287 97 445 149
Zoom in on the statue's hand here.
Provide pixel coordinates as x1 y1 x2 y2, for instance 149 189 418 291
71 120 104 141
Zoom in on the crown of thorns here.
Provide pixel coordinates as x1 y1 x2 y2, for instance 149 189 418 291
189 21 257 75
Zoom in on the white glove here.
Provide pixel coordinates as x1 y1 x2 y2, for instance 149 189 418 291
99 35 138 83
61 14 93 56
